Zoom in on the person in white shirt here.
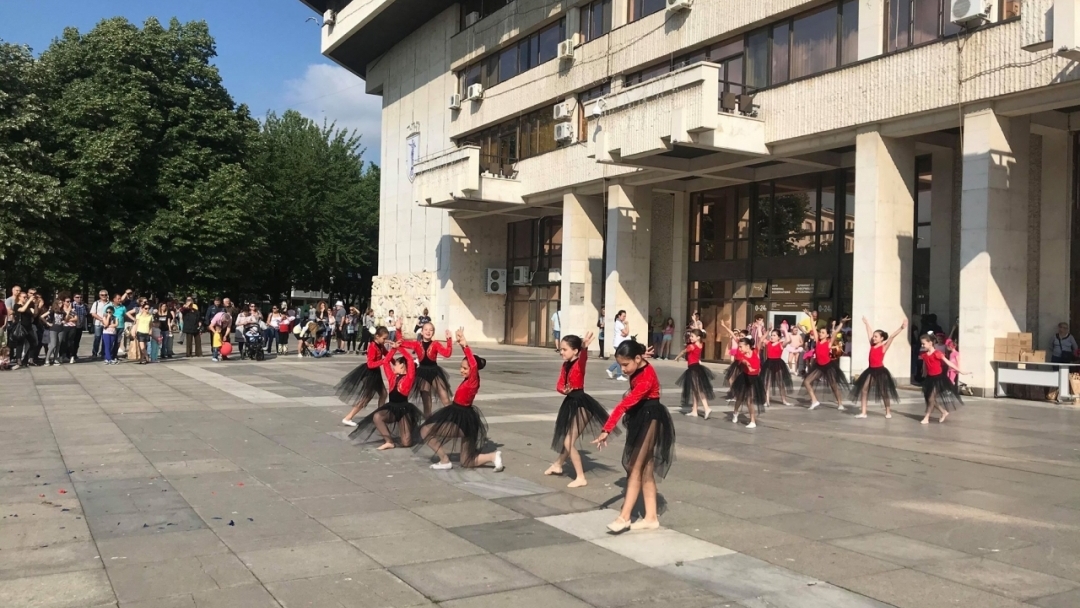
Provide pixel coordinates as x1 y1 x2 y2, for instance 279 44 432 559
606 310 630 381
89 289 111 359
386 310 397 342
551 308 562 352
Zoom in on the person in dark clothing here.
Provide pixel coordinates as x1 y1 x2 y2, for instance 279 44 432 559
181 297 203 357
203 297 222 347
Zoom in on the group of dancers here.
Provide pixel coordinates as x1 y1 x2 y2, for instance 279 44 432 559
333 316 969 533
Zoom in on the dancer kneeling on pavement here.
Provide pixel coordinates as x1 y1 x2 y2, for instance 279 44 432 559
418 329 503 471
850 317 906 419
802 327 849 410
593 340 675 533
730 337 765 428
674 329 714 419
349 344 422 449
338 327 391 427
546 332 611 488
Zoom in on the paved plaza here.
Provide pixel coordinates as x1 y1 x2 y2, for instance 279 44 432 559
4 346 1080 608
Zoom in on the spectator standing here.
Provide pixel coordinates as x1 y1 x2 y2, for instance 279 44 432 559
90 290 110 359
101 305 118 365
606 310 630 381
31 290 46 361
110 294 127 361
133 302 153 364
12 292 38 368
597 306 606 359
235 303 260 359
70 293 87 361
3 285 19 351
42 299 65 366
180 297 202 357
223 298 240 353
345 306 359 353
61 298 78 363
386 309 397 342
149 303 170 362
1051 322 1079 364
334 301 347 353
415 307 432 337
551 307 561 352
650 307 665 354
204 297 222 332
0 293 7 351
278 309 294 355
266 305 284 354
120 289 137 353
359 308 375 352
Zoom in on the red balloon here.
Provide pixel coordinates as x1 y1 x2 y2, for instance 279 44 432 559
219 342 233 357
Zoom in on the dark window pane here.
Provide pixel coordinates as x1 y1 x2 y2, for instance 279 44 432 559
530 34 540 66
844 167 856 230
771 22 790 83
722 56 744 94
912 0 939 44
499 47 518 83
917 224 931 248
791 4 837 78
465 63 482 89
841 0 859 64
888 0 912 52
746 28 769 88
518 39 533 72
711 37 744 61
633 0 665 21
538 21 562 64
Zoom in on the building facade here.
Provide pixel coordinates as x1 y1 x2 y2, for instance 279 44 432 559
301 0 1077 395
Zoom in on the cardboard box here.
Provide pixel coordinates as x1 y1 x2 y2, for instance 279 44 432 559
994 338 1009 351
1028 350 1046 363
1007 336 1021 349
996 351 1019 362
1007 332 1022 339
1019 334 1034 350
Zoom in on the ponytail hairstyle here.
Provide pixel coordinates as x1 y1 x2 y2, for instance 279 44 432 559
874 329 889 342
920 331 939 346
615 339 647 360
738 337 754 348
472 355 487 371
689 329 705 341
373 326 390 338
561 334 583 352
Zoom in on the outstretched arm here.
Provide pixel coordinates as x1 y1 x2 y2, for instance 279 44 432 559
881 319 907 353
862 317 873 342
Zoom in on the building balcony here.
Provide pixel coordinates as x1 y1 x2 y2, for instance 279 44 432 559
587 63 768 170
413 145 525 215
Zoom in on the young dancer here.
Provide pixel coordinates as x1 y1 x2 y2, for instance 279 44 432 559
545 332 609 487
762 330 793 407
851 317 906 419
349 345 423 449
660 318 675 360
920 333 967 424
408 323 453 417
338 327 391 426
730 337 764 428
593 340 675 533
802 327 849 410
674 329 713 419
717 320 740 402
786 327 805 373
419 329 504 471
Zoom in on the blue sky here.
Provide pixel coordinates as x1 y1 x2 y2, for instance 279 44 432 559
0 0 382 164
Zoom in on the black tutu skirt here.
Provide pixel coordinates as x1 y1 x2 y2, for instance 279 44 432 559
621 399 675 480
416 403 488 466
850 366 900 405
335 363 385 405
410 361 451 401
922 372 962 411
551 390 611 452
349 398 422 445
731 372 766 413
762 358 793 391
675 363 716 406
724 362 742 387
803 359 850 391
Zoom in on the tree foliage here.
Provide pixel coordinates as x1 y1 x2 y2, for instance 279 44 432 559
0 17 379 303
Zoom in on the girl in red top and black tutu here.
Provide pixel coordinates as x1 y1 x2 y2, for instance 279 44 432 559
919 333 967 424
730 338 765 428
761 330 793 407
802 327 849 410
409 322 453 417
349 345 423 449
338 327 391 427
593 340 674 533
851 317 906 419
675 329 714 419
545 332 610 488
418 329 504 471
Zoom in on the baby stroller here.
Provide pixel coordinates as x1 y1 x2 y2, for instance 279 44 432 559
241 324 265 361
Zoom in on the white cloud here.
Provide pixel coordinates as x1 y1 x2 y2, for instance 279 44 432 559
282 63 383 165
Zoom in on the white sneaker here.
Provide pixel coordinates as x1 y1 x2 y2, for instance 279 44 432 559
606 369 614 379
342 418 358 427
731 413 739 423
746 421 757 429
70 357 75 364
854 413 867 419
297 353 302 358
430 462 452 470
837 404 846 411
617 376 628 382
493 450 504 472
808 402 820 410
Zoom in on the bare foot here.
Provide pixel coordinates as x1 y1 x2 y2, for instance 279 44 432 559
376 442 395 450
567 477 587 488
920 417 930 425
544 465 563 476
703 407 711 420
938 412 949 423
885 412 892 419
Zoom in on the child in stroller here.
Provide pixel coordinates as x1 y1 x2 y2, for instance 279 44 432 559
241 323 265 361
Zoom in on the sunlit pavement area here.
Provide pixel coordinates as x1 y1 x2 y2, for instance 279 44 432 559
4 345 1080 608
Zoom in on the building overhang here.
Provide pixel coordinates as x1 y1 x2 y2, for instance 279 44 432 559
413 145 532 217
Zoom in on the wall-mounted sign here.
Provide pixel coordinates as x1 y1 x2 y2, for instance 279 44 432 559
749 282 768 298
769 279 814 299
815 279 833 298
406 132 420 183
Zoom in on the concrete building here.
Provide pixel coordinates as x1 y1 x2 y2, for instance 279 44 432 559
299 0 1078 395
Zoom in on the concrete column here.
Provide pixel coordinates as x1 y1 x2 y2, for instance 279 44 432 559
960 108 1030 395
1038 130 1071 351
669 192 690 352
604 183 652 347
858 0 886 61
929 147 955 326
851 127 915 381
561 192 605 354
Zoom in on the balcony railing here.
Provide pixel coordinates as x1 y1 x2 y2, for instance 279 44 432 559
479 153 518 179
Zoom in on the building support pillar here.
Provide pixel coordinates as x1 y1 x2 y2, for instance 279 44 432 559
929 147 955 326
1038 130 1071 350
669 192 690 353
960 108 1030 395
604 183 652 347
851 127 915 382
561 192 605 354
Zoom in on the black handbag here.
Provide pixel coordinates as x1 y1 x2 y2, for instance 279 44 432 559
10 323 27 343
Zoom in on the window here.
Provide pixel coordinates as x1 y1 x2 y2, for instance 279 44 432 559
624 35 744 92
791 4 838 79
746 29 769 90
580 81 611 103
460 101 565 175
840 0 859 64
886 0 961 53
629 0 665 22
771 22 790 84
746 0 860 88
691 187 750 263
458 20 567 90
460 0 511 31
537 21 565 64
580 0 612 43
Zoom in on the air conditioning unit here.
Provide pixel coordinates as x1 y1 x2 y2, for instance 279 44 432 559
323 9 337 25
465 11 481 27
449 94 461 110
485 268 507 294
666 0 692 11
1056 0 1080 60
466 83 484 101
512 266 531 286
557 39 574 61
949 0 989 27
553 102 572 121
554 122 574 142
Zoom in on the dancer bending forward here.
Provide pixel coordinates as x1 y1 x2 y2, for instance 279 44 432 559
349 345 423 449
850 317 905 419
593 340 675 533
418 329 504 471
675 329 714 419
338 327 391 426
546 332 610 488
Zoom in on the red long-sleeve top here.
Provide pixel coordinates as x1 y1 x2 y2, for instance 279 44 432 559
602 363 661 432
558 350 588 394
366 341 389 369
453 346 480 406
407 338 453 363
685 343 702 365
382 347 416 396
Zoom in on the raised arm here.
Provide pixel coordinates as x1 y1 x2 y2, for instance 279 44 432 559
434 330 454 357
881 319 907 353
862 317 873 342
